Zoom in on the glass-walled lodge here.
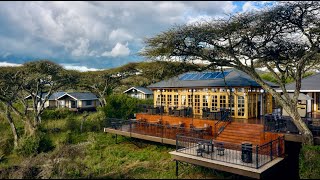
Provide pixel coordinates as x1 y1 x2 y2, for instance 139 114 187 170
152 87 274 119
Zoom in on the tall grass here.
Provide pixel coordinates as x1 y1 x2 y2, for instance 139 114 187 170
0 110 220 179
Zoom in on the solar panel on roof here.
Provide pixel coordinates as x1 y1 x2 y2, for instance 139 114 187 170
179 71 230 81
199 72 211 80
179 74 189 80
190 73 203 80
180 73 193 80
215 71 230 79
186 73 198 80
207 72 220 79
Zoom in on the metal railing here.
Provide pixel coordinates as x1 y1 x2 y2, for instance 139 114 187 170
264 114 300 134
138 104 232 120
214 110 232 138
105 118 212 140
176 135 285 169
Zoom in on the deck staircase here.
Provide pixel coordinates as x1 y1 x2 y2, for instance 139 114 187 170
215 122 264 145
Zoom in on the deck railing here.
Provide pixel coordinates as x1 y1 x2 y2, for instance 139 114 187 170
105 118 212 140
138 104 232 120
264 114 300 134
176 135 285 169
214 109 232 138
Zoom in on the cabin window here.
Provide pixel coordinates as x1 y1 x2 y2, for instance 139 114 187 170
156 95 161 106
211 95 218 111
220 95 227 108
238 96 245 116
84 100 92 106
230 95 235 116
203 95 209 109
181 95 186 106
188 95 193 107
167 95 172 107
161 94 166 106
194 95 200 114
174 95 179 107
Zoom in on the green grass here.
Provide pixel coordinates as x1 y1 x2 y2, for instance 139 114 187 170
299 145 320 179
0 111 221 179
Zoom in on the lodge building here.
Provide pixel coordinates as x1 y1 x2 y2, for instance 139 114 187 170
147 69 279 119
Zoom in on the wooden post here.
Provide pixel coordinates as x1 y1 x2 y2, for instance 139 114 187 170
270 140 273 160
176 160 179 178
256 145 259 169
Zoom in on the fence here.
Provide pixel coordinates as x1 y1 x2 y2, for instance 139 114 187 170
176 135 285 169
264 114 300 134
105 118 211 140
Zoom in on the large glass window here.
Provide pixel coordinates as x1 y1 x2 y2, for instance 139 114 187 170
211 95 218 111
167 95 172 107
238 96 245 116
230 95 235 116
181 95 186 107
188 95 193 107
203 95 209 109
161 94 166 106
174 95 179 107
156 95 161 106
220 95 227 109
194 95 200 114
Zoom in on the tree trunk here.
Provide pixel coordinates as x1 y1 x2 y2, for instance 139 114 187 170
99 97 107 107
286 106 314 145
5 107 18 148
25 118 36 136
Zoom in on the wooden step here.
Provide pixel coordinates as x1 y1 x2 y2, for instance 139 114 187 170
215 138 260 145
218 133 261 139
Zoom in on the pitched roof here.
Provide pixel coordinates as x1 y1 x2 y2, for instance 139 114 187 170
48 92 66 100
123 86 153 94
57 92 98 100
147 69 278 89
282 73 320 92
25 91 66 100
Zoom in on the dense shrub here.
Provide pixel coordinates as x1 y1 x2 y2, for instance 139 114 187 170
0 137 14 155
42 108 74 120
65 117 80 133
16 136 40 157
299 145 320 179
38 133 55 153
102 94 153 119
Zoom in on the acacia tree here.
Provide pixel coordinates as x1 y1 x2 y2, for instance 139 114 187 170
0 67 25 147
22 60 78 133
141 1 320 145
79 71 121 107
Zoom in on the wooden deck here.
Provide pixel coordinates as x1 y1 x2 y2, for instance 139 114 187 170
104 128 176 145
170 151 283 179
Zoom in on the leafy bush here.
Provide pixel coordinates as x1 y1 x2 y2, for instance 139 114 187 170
102 94 153 119
16 136 40 157
38 133 55 153
65 117 80 133
299 145 320 179
0 137 14 155
42 108 74 120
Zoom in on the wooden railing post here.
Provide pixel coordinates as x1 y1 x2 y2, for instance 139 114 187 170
270 140 273 160
256 145 259 169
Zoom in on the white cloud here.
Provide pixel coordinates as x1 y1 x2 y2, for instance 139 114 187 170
62 64 101 72
102 42 130 57
242 2 259 12
0 61 22 67
109 28 133 42
71 38 90 57
0 1 239 68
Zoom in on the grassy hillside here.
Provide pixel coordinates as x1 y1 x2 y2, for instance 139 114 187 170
0 110 234 179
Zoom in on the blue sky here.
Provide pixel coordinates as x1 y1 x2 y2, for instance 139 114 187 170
0 1 275 71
